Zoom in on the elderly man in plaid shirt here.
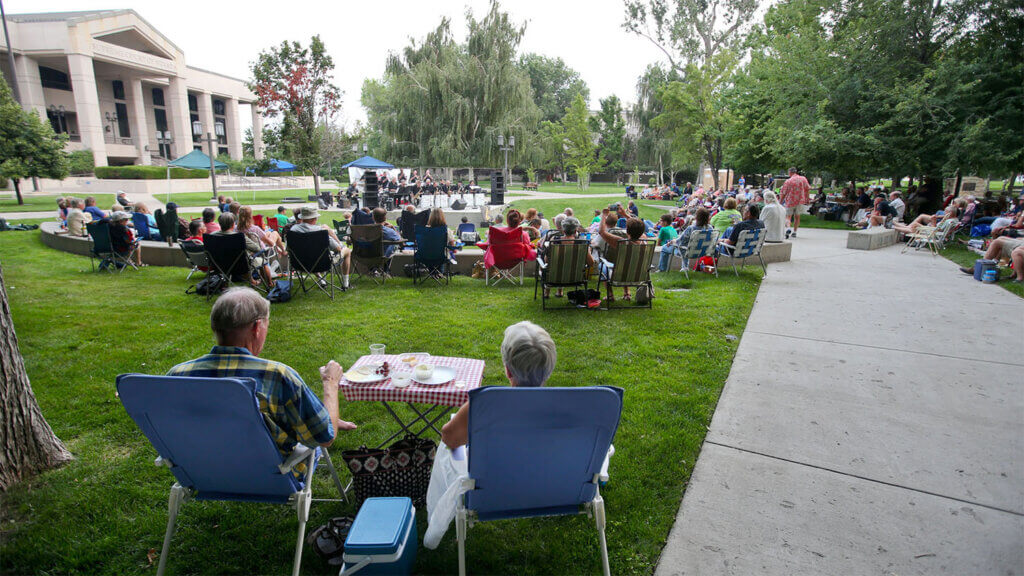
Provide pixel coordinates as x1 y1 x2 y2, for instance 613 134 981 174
168 288 356 471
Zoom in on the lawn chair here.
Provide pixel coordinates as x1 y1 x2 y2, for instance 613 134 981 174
253 214 265 229
455 386 624 576
287 229 343 299
413 225 451 286
482 226 531 286
350 224 394 285
674 228 718 279
87 220 138 273
534 239 589 309
717 228 767 276
156 204 180 245
332 219 351 244
902 218 960 255
132 212 160 242
116 374 346 576
599 240 656 310
268 217 281 233
398 209 430 248
456 222 478 243
202 233 267 300
179 240 208 280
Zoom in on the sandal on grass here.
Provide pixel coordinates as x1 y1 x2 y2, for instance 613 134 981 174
307 516 354 566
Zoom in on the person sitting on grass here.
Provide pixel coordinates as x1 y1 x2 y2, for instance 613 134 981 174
719 204 764 254
202 207 221 233
441 321 556 450
109 211 144 268
656 213 679 272
167 287 358 475
959 236 1024 283
598 208 646 302
290 206 352 289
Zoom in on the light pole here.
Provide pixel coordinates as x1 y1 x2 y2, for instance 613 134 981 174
1 0 21 105
48 105 66 135
104 111 119 142
193 120 225 200
497 134 515 186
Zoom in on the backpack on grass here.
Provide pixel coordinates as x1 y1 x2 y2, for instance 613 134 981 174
185 274 226 296
266 280 292 303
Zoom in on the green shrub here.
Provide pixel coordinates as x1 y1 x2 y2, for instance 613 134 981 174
94 165 209 179
67 150 95 175
0 176 8 188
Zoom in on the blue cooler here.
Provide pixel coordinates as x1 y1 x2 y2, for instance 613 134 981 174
973 259 997 281
341 497 417 576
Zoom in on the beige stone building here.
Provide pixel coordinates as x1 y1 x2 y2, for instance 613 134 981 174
0 9 263 167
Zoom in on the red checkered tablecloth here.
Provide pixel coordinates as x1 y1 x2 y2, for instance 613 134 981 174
340 354 486 407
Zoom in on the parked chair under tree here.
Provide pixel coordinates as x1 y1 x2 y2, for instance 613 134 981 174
116 374 346 576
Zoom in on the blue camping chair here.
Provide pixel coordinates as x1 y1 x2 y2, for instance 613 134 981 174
716 227 767 276
675 227 718 278
116 374 346 576
413 225 451 285
131 212 161 241
456 386 624 576
456 222 478 243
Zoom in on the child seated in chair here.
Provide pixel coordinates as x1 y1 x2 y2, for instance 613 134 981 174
440 321 556 450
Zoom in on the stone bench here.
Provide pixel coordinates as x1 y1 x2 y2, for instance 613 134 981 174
707 241 793 268
847 228 898 250
41 222 190 267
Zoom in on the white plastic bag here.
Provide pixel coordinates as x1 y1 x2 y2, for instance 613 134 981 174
424 443 469 549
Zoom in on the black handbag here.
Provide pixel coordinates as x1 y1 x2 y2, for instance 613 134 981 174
341 435 436 507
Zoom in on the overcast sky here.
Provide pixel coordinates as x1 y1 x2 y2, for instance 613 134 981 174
5 0 669 131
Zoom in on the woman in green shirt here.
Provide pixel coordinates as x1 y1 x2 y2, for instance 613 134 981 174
710 197 742 236
656 214 680 272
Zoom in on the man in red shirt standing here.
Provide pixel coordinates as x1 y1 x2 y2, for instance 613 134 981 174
780 167 811 238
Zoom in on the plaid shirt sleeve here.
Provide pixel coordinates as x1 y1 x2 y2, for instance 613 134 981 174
277 365 335 447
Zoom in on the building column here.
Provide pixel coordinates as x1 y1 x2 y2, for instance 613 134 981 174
128 78 151 165
199 91 216 158
13 55 46 119
251 104 264 160
66 54 107 167
225 97 242 160
166 76 192 160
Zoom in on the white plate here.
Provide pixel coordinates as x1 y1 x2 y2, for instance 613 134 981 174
412 365 456 386
344 369 388 384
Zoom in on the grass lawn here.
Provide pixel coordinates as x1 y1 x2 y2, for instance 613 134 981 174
939 241 1023 298
0 219 763 575
1 193 115 214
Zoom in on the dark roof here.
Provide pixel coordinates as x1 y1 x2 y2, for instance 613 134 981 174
6 10 130 23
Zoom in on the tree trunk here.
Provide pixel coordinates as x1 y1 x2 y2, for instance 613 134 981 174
1005 173 1016 193
312 170 321 196
0 264 73 490
468 167 475 182
13 178 23 205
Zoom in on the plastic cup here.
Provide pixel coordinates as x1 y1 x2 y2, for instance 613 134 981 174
369 343 386 356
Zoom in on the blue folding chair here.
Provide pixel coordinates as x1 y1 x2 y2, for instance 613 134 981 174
675 227 718 278
131 212 161 241
413 225 451 285
717 227 767 276
116 374 346 576
455 386 624 576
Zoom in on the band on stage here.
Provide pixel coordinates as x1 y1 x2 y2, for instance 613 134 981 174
328 169 481 210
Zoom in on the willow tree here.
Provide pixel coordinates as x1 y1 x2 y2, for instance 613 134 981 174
0 264 72 490
624 0 758 188
362 0 540 177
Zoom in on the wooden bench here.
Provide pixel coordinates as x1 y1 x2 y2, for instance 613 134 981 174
524 182 539 191
847 228 898 250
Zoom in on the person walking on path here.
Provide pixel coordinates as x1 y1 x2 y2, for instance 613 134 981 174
780 167 810 238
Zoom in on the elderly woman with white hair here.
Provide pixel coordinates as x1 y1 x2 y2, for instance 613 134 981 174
761 190 787 242
440 321 557 450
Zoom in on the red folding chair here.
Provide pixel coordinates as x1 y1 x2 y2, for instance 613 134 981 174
254 214 265 229
267 217 280 232
482 226 534 286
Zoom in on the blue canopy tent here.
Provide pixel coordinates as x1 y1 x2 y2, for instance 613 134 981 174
342 156 395 169
267 158 297 173
165 150 227 202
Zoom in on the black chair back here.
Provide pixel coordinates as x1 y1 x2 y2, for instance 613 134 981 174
202 233 249 280
87 221 114 256
287 230 333 274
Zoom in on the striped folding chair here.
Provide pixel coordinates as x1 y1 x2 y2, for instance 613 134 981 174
534 239 590 309
675 228 718 279
599 240 657 310
717 228 767 276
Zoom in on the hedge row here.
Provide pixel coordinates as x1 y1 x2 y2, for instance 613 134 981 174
94 166 209 180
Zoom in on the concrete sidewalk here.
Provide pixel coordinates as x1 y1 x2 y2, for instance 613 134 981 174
656 228 1024 575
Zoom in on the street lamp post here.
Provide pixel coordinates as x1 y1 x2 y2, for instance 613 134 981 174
193 120 224 200
497 134 515 187
48 105 66 135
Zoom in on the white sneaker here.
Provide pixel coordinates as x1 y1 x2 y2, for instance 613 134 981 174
791 230 797 237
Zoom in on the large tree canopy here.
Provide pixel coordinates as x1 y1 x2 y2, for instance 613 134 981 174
520 53 590 124
362 0 540 170
0 79 68 204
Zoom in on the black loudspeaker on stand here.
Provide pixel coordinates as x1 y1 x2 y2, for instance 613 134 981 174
363 171 379 209
451 199 467 210
490 171 505 205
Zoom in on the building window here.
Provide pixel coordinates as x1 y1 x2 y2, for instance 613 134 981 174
47 109 68 134
152 88 165 107
154 108 170 159
219 146 229 157
213 99 225 115
115 102 130 138
112 80 125 100
39 66 71 91
188 93 198 112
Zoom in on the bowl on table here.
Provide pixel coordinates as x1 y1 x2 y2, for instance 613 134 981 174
392 372 412 388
